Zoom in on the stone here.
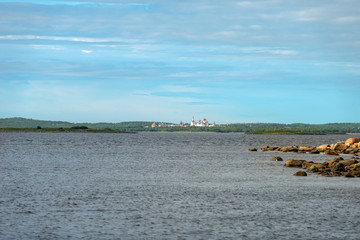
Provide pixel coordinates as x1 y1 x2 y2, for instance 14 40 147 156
261 145 270 151
331 142 348 152
339 159 358 166
352 163 360 170
272 156 283 161
309 149 320 154
308 165 319 173
298 146 316 152
332 162 346 172
325 150 339 156
248 148 257 151
284 159 306 168
317 144 330 152
343 148 358 154
344 172 355 178
302 161 314 169
269 146 279 151
345 137 360 145
294 171 307 176
351 169 360 177
280 146 298 152
324 157 343 168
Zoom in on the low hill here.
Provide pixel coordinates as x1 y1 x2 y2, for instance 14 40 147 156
0 118 154 131
1 117 360 134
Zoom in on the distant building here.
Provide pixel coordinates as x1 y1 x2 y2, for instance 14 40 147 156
179 121 184 127
151 122 157 128
190 117 212 127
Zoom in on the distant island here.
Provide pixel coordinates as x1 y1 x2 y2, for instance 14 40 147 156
1 117 360 134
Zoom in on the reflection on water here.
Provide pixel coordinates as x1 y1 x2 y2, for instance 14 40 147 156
1 132 360 239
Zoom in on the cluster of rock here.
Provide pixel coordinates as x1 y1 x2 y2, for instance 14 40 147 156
259 137 360 156
249 137 360 178
283 157 360 178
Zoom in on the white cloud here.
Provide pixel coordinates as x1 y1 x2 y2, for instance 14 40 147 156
81 50 92 54
295 8 324 22
250 25 262 30
269 50 298 56
31 45 65 51
334 16 360 23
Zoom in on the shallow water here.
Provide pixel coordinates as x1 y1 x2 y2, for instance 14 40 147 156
1 132 360 239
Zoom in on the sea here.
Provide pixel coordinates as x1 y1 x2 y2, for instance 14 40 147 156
1 132 360 239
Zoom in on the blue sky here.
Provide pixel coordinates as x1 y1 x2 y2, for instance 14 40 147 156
0 0 359 124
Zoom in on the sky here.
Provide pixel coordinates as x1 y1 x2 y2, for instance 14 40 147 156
0 0 359 124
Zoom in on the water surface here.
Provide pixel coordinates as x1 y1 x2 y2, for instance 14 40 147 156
1 132 359 239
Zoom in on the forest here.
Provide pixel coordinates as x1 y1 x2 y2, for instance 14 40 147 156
1 117 360 134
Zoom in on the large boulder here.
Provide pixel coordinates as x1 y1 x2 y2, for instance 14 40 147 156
345 137 360 145
331 142 348 152
284 159 306 168
317 144 330 152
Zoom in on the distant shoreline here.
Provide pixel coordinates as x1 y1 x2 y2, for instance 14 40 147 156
1 117 360 134
0 128 135 134
0 128 354 135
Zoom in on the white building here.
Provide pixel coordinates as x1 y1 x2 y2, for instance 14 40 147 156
190 117 211 127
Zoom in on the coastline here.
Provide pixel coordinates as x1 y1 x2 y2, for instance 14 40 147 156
0 128 135 134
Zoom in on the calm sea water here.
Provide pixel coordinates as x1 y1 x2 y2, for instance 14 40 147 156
1 132 360 239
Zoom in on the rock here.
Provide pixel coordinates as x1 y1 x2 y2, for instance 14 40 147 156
339 159 358 166
294 171 307 176
309 149 320 154
352 163 360 170
331 142 348 152
298 146 316 152
261 145 270 151
344 172 355 178
350 169 360 177
284 159 306 168
308 165 319 173
269 146 279 151
331 162 346 172
302 161 314 169
280 146 298 152
324 157 343 168
343 148 358 154
317 144 330 152
272 156 283 161
345 137 360 145
325 150 339 156
248 148 257 151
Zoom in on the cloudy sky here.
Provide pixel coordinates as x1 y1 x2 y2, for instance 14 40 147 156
1 0 359 123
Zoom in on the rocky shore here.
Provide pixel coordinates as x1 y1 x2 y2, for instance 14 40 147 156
249 137 360 178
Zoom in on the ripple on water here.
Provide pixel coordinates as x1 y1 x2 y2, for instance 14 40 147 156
0 132 360 239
